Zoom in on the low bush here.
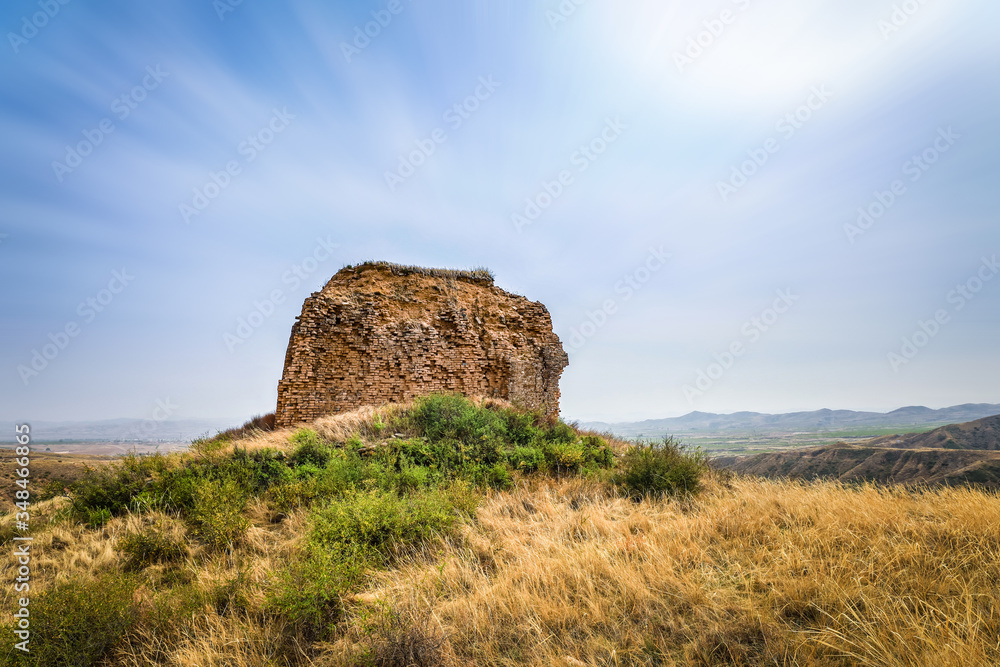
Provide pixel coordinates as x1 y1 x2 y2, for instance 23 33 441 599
266 545 368 640
401 393 507 465
86 507 111 528
188 478 250 550
613 437 708 498
309 487 465 565
507 446 546 472
9 575 138 666
119 527 184 570
289 428 333 467
68 453 167 523
383 394 614 486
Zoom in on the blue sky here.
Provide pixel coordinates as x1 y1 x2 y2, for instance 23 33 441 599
1 0 998 424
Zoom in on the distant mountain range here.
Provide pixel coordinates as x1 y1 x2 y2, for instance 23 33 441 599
0 418 235 443
5 402 999 444
576 403 1000 437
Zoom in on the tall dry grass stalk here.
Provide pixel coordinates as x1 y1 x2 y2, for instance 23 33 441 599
326 475 1000 666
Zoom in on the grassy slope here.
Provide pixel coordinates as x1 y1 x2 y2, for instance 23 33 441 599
866 414 1000 451
0 451 112 512
718 445 1000 487
337 476 1000 667
2 399 1000 666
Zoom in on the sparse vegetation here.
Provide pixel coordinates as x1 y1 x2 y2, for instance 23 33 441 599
118 525 185 570
613 436 708 498
3 394 999 666
3 576 139 666
343 260 495 284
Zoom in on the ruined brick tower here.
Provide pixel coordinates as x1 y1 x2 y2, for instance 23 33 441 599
274 262 569 428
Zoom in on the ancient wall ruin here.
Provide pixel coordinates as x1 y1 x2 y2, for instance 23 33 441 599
274 262 569 428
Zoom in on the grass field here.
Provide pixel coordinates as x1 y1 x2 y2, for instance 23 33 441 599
2 398 999 665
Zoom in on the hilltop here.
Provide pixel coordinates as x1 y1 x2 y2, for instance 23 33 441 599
3 397 1000 666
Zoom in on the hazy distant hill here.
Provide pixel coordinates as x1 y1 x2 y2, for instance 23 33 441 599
577 403 1000 437
865 414 1000 450
0 418 235 443
716 414 1000 487
717 445 1000 487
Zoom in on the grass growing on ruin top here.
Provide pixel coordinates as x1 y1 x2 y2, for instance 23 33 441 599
340 260 495 284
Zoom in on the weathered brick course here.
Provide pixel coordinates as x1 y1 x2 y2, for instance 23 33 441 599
274 262 568 427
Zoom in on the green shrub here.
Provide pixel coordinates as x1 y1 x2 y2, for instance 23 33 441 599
394 465 431 493
38 479 68 501
544 441 586 473
188 478 250 550
86 507 111 528
507 446 546 472
500 410 544 447
118 527 184 570
401 394 507 465
289 428 332 467
461 461 513 490
581 435 616 468
613 437 707 498
266 545 368 640
541 436 614 475
309 487 461 565
69 453 167 523
543 420 578 444
266 478 318 511
225 446 292 493
12 575 138 666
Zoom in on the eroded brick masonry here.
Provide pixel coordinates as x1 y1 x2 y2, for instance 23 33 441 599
274 263 569 427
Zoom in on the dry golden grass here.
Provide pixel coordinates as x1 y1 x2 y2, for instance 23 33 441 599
4 402 999 666
324 475 1000 666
